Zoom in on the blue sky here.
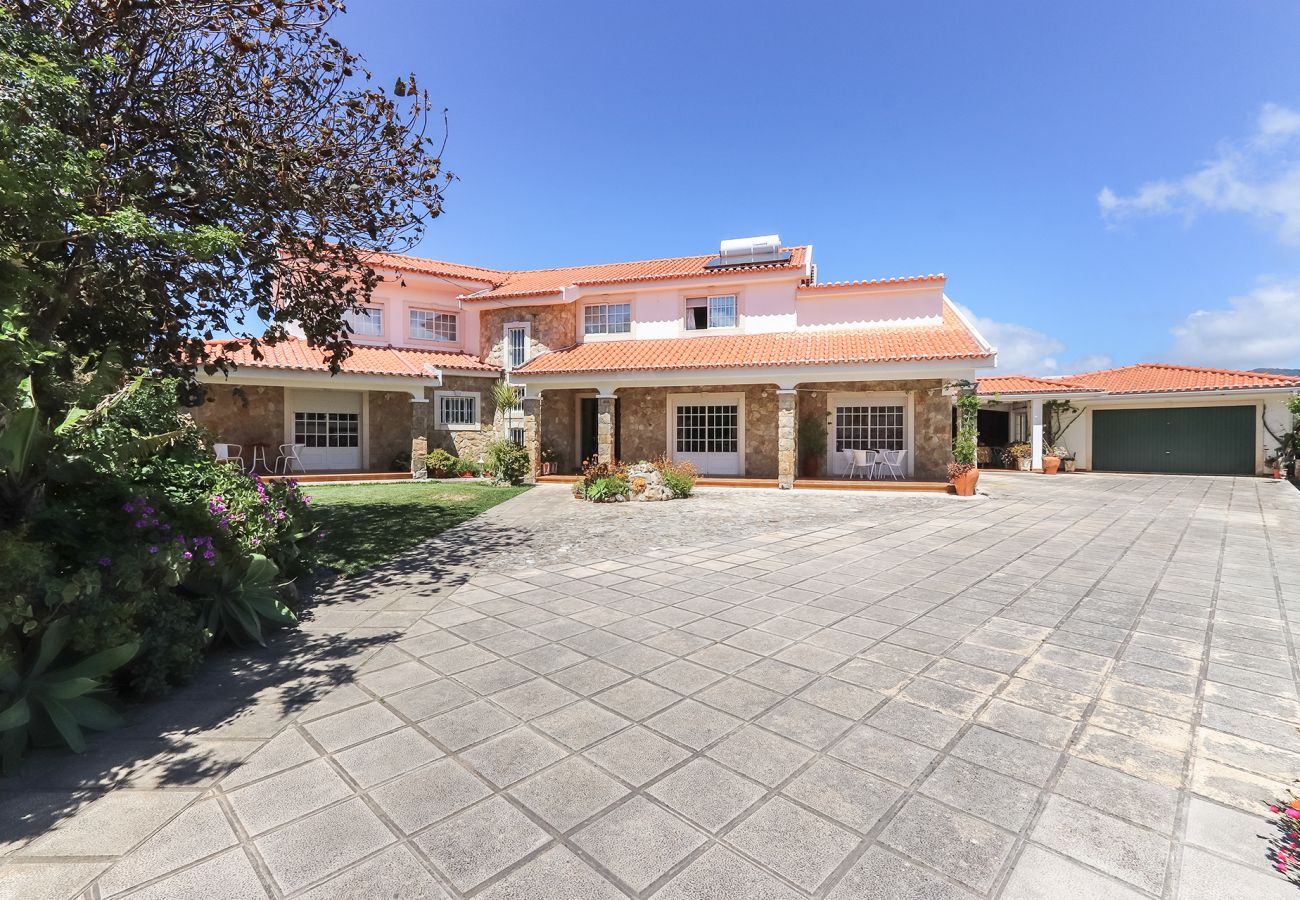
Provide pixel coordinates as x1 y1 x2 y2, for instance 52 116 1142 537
330 1 1300 374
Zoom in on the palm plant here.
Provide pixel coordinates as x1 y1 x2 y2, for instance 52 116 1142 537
491 379 521 441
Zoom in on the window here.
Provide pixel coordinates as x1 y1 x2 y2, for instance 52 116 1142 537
410 309 457 342
685 295 737 330
344 305 383 337
835 404 904 452
294 412 359 448
505 323 530 369
583 302 631 335
509 427 525 447
436 391 479 429
675 404 739 453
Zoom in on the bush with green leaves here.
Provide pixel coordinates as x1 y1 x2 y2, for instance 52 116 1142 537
485 439 531 485
586 475 630 502
187 555 296 648
953 389 979 467
428 448 457 477
651 456 697 498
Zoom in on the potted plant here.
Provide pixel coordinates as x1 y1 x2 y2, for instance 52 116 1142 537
949 387 980 496
798 412 827 478
1266 453 1283 479
540 448 558 476
1002 442 1032 471
1042 444 1062 475
1060 451 1077 473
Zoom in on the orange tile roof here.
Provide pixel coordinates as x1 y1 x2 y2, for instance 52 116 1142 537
357 250 504 285
1061 363 1300 394
515 301 991 376
454 246 812 302
977 375 1100 396
208 336 497 377
798 274 946 291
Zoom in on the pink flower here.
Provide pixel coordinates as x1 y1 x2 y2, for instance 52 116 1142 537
1284 808 1300 820
1272 806 1282 813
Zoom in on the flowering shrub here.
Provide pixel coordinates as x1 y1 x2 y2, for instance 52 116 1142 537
651 456 697 498
1266 795 1300 879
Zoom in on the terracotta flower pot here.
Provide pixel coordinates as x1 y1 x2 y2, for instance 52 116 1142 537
951 468 979 496
1042 455 1061 475
1016 458 1031 472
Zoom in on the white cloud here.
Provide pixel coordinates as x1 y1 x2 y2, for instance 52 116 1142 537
1099 103 1300 243
958 305 1110 377
1168 278 1300 369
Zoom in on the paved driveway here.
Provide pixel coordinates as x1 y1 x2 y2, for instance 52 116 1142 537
3 473 1299 899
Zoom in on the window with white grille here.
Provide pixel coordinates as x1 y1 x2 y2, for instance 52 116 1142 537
505 324 530 369
583 303 631 335
509 427 525 447
344 306 383 337
436 392 478 429
835 405 904 452
674 404 739 453
294 412 359 448
410 309 457 342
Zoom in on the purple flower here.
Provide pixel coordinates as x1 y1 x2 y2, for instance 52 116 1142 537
148 545 159 554
182 551 193 560
97 556 112 567
122 502 135 513
203 550 215 559
144 506 154 514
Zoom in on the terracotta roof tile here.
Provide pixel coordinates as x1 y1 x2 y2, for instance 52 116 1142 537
357 250 503 285
977 375 1100 396
1062 363 1300 394
515 301 990 376
209 337 497 377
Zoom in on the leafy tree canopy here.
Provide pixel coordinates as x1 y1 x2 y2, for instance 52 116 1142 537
1 0 449 408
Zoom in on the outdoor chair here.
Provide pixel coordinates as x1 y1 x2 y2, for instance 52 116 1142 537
851 448 877 479
840 448 856 478
275 443 307 475
213 443 244 471
879 448 907 480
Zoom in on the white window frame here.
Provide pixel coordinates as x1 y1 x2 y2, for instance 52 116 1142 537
582 302 632 337
826 391 914 477
665 392 747 475
684 294 739 332
435 390 480 431
410 308 458 343
344 305 384 338
504 322 531 371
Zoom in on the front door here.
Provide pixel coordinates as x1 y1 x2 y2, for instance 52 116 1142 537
829 397 906 476
669 393 744 476
579 397 599 469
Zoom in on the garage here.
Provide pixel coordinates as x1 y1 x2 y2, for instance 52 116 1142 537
1091 405 1255 475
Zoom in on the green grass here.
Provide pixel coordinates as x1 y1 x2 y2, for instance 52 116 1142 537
306 481 529 576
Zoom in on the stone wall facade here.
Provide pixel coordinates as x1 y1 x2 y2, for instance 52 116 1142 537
368 390 415 470
190 384 285 468
424 374 499 464
795 379 951 480
479 303 576 369
539 389 580 472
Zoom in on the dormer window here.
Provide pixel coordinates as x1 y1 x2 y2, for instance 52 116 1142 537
686 295 737 331
410 309 457 343
344 305 383 337
584 302 631 335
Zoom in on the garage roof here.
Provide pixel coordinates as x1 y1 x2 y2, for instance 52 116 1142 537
979 363 1300 397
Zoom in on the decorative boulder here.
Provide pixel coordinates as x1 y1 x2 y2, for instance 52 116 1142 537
627 463 673 501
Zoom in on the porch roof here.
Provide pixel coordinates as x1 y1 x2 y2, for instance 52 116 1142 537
978 364 1300 397
206 336 499 377
514 301 992 376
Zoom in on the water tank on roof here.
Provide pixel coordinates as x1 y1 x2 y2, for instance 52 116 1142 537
706 235 791 268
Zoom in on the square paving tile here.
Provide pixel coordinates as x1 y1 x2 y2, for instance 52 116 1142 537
302 702 404 753
333 727 444 789
455 659 535 694
646 700 743 750
413 796 549 892
1030 795 1169 895
797 676 884 720
1001 845 1148 900
594 678 681 720
726 796 859 892
385 679 475 722
297 846 451 900
695 677 785 719
707 724 814 787
419 699 517 751
369 759 492 834
646 659 727 694
826 845 976 900
489 677 578 719
584 726 691 786
573 796 708 892
783 757 901 833
655 845 803 900
227 759 352 836
17 790 198 858
880 795 1015 893
254 798 395 894
920 756 1039 831
758 698 854 749
949 725 1061 787
509 757 630 831
534 701 630 750
461 727 568 787
476 846 624 900
829 724 939 787
867 698 965 749
648 758 766 833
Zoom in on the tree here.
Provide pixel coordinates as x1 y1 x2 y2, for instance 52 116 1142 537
1043 400 1082 450
1 1 450 411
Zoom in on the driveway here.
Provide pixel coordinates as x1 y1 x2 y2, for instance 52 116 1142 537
3 473 1299 899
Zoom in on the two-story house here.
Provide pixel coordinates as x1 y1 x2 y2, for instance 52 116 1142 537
193 236 997 486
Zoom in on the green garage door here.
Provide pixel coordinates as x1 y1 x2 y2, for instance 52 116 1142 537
1092 406 1255 475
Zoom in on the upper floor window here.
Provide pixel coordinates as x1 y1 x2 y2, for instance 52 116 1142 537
410 309 457 343
343 305 383 337
686 295 737 330
584 302 631 335
505 323 530 370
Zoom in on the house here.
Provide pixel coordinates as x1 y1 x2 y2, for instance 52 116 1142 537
977 364 1300 475
192 235 997 486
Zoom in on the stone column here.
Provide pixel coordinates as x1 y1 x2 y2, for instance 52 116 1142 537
1030 397 1044 472
597 395 616 465
410 396 431 479
522 396 542 482
777 389 797 489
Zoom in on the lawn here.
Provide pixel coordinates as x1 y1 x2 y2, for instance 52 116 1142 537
306 480 530 575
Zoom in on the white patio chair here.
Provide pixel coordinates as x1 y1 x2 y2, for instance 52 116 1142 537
214 443 244 471
275 443 307 475
852 448 877 480
840 448 856 478
880 448 908 480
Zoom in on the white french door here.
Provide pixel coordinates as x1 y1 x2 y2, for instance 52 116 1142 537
827 392 912 477
668 393 745 476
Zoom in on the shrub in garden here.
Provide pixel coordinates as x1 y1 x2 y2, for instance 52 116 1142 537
428 448 457 477
651 456 697 498
485 440 531 485
586 475 630 502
